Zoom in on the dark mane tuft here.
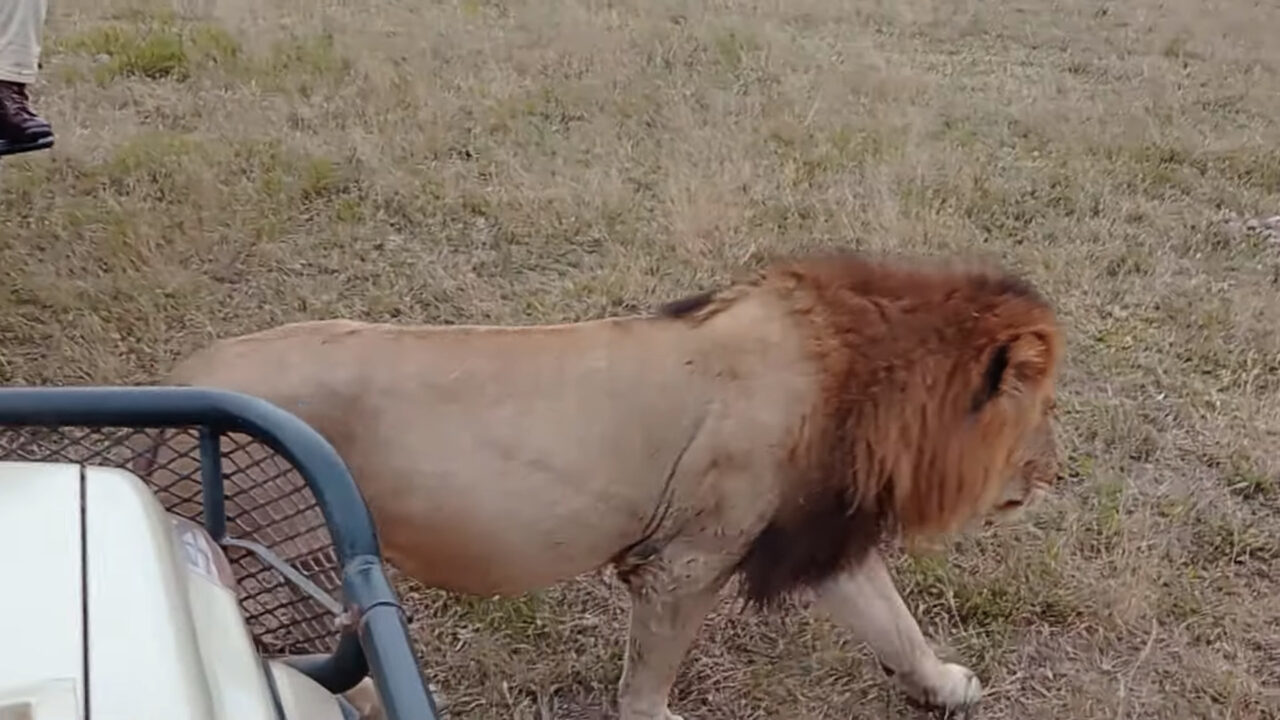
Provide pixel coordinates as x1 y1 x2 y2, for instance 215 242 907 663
656 289 719 319
735 483 889 608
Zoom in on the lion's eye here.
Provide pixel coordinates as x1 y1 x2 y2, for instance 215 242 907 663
997 499 1024 510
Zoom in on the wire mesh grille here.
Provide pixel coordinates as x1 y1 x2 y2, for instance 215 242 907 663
0 424 343 655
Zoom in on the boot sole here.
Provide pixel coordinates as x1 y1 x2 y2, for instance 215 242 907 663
0 134 55 158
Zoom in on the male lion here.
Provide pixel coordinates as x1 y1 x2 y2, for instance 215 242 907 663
145 251 1063 719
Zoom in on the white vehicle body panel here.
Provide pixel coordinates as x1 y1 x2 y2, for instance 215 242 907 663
0 461 86 720
0 460 347 720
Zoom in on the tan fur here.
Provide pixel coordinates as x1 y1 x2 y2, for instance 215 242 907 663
145 251 1063 719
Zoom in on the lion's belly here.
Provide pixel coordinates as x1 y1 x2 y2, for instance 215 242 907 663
363 467 648 596
332 407 668 596
322 347 710 596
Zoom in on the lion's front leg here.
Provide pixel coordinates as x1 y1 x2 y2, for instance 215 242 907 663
616 547 731 720
812 549 982 712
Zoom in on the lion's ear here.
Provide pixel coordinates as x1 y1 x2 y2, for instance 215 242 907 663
972 332 1056 410
1006 331 1057 385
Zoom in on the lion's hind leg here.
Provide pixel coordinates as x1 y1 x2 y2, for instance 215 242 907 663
614 541 734 720
811 549 982 713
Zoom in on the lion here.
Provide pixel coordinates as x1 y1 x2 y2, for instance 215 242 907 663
142 251 1063 720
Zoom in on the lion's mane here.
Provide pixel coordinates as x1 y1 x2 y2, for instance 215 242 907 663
660 251 1063 605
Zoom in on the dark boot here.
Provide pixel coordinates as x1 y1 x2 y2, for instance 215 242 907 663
0 80 54 157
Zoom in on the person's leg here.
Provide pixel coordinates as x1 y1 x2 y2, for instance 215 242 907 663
0 0 54 155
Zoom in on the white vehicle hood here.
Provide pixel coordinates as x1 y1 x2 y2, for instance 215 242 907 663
0 460 294 720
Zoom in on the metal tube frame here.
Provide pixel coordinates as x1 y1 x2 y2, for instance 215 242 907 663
0 385 439 720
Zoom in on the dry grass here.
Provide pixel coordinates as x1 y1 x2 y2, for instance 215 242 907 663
4 0 1280 717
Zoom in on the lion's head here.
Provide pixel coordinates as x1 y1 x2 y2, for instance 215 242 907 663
722 251 1065 606
982 395 1060 528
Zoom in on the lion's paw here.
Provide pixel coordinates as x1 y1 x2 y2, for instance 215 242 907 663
901 662 982 712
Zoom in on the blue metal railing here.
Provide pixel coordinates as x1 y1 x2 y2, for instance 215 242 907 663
0 385 439 720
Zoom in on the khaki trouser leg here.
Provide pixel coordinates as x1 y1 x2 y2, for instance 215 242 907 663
0 0 48 84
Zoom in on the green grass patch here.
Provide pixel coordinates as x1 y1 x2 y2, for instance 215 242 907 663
898 549 1080 632
53 15 351 91
55 14 241 83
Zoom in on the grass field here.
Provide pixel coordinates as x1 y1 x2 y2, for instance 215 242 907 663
3 0 1280 717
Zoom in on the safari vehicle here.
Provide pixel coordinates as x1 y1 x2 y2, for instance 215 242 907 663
0 385 441 720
